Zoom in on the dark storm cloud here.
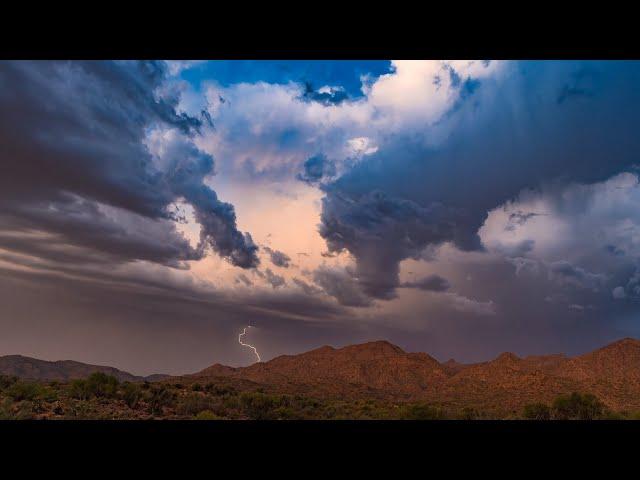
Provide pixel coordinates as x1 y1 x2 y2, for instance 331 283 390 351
0 60 258 269
263 246 292 268
156 132 259 268
548 260 608 291
312 266 372 307
0 195 200 268
318 61 640 301
319 189 464 299
400 274 451 292
264 268 286 289
296 154 337 185
292 277 322 296
235 273 253 287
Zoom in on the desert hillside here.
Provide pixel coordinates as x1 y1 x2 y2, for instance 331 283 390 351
187 338 640 414
0 355 166 383
3 338 640 418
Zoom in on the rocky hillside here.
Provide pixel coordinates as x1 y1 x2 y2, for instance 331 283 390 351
0 355 166 382
188 338 640 414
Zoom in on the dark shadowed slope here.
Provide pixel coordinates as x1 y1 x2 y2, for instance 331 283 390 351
0 355 167 382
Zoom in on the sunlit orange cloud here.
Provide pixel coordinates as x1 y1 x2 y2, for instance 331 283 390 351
181 177 350 290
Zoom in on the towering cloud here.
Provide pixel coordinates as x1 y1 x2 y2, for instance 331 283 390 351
4 60 640 372
317 61 640 300
0 61 258 269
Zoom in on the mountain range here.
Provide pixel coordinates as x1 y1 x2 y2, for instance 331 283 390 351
189 338 640 415
0 355 167 383
3 337 640 415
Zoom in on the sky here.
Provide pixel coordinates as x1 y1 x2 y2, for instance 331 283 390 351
2 60 640 375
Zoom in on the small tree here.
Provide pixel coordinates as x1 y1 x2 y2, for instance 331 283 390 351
402 403 446 420
70 379 91 400
148 386 174 415
194 410 221 420
121 382 144 409
239 392 279 420
458 407 483 420
4 381 43 402
85 372 119 398
523 402 551 420
69 373 119 400
0 375 18 391
552 392 605 420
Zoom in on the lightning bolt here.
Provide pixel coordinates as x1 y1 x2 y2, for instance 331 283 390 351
238 326 261 363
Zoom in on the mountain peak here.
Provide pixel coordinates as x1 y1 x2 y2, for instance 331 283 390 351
494 352 520 363
609 337 640 347
590 337 640 356
0 354 159 382
342 340 406 356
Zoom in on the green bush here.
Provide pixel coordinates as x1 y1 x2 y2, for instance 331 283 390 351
177 393 217 416
523 402 552 420
148 386 174 415
69 373 119 400
121 382 145 408
401 403 446 420
239 392 281 420
552 392 605 420
69 379 91 400
86 372 119 398
458 407 483 420
0 398 34 420
0 375 18 391
601 410 625 420
4 381 43 401
194 410 221 420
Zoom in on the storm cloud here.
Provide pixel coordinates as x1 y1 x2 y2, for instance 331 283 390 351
4 60 640 373
317 61 640 301
0 60 258 269
263 246 292 268
400 274 451 292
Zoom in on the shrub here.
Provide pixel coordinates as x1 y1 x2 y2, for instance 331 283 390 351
401 403 446 420
4 381 43 402
177 393 217 416
69 379 91 400
0 398 15 420
86 372 119 398
67 400 99 419
194 410 221 420
523 403 552 420
191 383 203 392
204 383 222 395
148 386 174 415
239 392 281 420
458 407 483 420
552 392 605 420
121 382 145 409
69 373 119 400
0 375 18 391
0 398 34 420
